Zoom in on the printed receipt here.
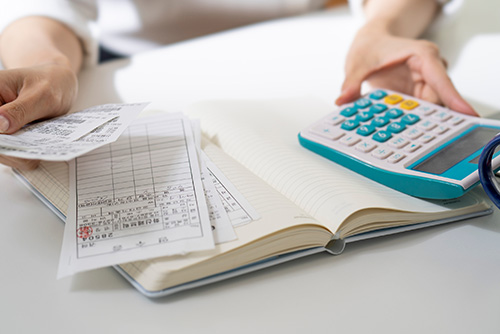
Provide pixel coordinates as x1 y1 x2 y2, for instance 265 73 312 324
200 154 237 244
0 103 147 161
191 120 237 244
57 113 214 277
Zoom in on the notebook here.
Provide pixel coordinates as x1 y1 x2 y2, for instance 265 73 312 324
14 97 492 297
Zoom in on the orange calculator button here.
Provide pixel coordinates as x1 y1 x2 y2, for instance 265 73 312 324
384 94 403 105
400 99 419 110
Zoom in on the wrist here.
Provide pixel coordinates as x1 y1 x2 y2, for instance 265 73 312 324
355 20 394 44
30 52 77 73
361 0 440 38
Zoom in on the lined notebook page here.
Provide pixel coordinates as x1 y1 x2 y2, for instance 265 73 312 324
186 98 485 233
18 161 70 216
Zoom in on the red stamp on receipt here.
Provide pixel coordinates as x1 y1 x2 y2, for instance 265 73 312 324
77 226 93 239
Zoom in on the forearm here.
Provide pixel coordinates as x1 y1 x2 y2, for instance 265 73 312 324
0 16 83 73
362 0 440 38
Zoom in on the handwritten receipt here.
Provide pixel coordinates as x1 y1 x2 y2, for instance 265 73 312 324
58 113 214 277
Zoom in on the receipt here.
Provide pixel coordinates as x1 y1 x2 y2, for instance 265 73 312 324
57 113 214 277
202 151 260 226
0 103 148 161
200 156 237 244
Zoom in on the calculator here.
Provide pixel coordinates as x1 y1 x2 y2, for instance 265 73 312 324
298 89 500 199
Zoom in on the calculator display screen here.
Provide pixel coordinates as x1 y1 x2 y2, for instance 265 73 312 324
412 126 500 175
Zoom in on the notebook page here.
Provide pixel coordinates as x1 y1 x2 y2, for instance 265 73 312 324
186 98 486 233
16 161 70 216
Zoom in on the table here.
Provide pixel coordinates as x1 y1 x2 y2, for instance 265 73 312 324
2 2 500 333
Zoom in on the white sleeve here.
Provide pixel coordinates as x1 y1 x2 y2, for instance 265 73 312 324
347 0 365 19
347 0 458 20
0 0 99 67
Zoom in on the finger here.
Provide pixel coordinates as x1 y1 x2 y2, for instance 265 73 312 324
0 155 40 170
422 57 478 116
335 81 362 106
335 67 367 105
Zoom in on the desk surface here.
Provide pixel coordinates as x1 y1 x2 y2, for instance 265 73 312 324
2 2 500 333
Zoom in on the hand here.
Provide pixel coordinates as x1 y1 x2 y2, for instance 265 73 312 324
0 63 78 170
336 26 478 116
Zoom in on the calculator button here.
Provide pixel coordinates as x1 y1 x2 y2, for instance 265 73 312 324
310 124 344 140
355 110 374 122
418 120 437 131
369 90 387 100
433 125 449 135
419 134 435 143
401 114 420 125
384 94 403 105
415 105 436 116
449 116 464 125
340 135 361 146
371 116 390 128
432 111 452 122
403 127 423 140
354 98 372 109
404 143 421 153
400 99 419 110
325 115 345 125
369 104 388 114
340 107 358 117
355 141 377 153
388 136 409 149
371 147 393 160
341 119 360 131
386 108 404 119
387 122 406 133
387 153 406 164
373 130 392 142
356 124 376 136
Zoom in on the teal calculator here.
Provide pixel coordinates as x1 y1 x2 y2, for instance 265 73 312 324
298 89 500 199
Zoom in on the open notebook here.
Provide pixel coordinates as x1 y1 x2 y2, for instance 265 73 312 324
15 97 492 297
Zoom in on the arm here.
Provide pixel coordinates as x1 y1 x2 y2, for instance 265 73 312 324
0 17 84 169
337 0 477 116
363 0 439 38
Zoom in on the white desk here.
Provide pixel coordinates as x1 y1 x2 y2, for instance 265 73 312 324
2 2 500 333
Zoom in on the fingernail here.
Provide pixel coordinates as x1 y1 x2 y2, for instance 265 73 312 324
0 115 9 133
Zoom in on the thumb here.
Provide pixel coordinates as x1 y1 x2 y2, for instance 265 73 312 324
0 100 31 134
0 97 56 134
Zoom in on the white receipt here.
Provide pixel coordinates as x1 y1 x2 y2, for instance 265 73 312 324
202 151 260 226
0 103 147 161
191 120 237 244
57 113 214 277
200 157 237 244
